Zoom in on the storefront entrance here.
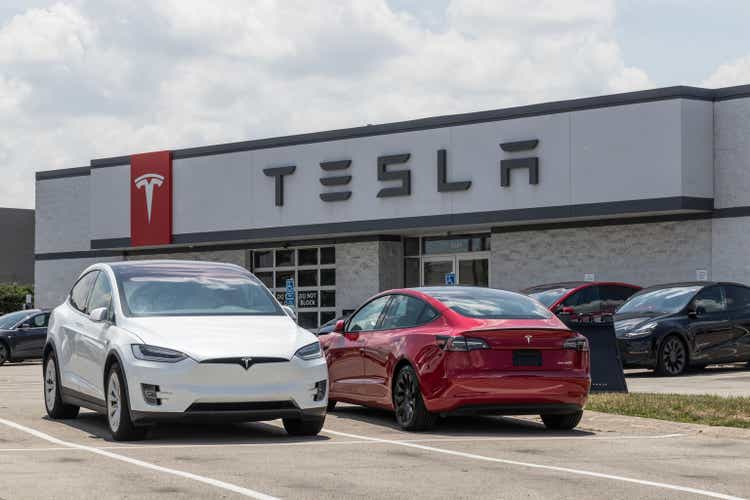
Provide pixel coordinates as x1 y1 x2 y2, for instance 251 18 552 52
404 234 491 288
421 254 489 286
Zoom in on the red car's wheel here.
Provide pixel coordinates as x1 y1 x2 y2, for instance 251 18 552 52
393 365 437 431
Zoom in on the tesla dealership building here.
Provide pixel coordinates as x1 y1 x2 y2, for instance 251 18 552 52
34 84 750 329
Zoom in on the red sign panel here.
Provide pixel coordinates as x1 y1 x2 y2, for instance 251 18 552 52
130 151 172 247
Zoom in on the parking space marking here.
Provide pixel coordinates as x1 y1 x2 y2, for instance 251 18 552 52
324 429 747 500
0 432 688 454
0 417 279 500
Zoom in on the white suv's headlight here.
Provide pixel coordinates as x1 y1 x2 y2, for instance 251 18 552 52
623 322 657 338
131 344 188 363
294 342 322 360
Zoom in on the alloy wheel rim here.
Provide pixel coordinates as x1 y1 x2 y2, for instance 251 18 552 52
107 372 121 432
394 370 416 425
44 359 56 410
0 344 6 363
662 338 686 375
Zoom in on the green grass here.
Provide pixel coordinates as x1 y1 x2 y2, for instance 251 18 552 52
586 392 750 429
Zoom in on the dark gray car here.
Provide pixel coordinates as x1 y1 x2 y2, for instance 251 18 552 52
0 309 49 365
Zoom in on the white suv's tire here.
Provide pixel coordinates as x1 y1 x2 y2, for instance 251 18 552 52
105 363 145 441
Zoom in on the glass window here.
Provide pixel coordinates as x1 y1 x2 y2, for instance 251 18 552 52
320 247 335 265
298 248 318 266
561 286 600 316
321 290 335 308
320 268 335 286
423 260 453 286
113 263 283 317
70 271 98 313
298 312 318 330
423 235 489 255
458 259 488 287
253 251 273 269
347 295 391 332
404 258 420 287
725 285 750 311
381 295 438 329
617 286 701 316
0 311 32 329
298 269 318 287
404 238 420 256
275 249 295 267
527 287 575 307
255 271 274 289
275 270 294 288
320 311 336 325
424 288 551 319
599 286 639 314
88 272 113 313
693 286 726 314
31 313 50 328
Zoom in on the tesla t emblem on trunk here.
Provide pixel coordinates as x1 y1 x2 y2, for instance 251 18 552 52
241 357 253 370
524 335 533 344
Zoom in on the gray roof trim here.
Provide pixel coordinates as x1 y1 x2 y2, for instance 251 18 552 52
36 84 750 178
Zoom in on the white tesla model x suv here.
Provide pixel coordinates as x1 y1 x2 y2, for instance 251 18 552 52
43 260 328 441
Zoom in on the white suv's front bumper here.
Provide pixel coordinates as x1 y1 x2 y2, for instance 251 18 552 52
123 353 328 423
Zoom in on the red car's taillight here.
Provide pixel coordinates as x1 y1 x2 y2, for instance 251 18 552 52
437 336 490 351
563 336 589 351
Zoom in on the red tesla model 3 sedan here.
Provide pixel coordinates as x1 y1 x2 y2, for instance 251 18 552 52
320 287 591 431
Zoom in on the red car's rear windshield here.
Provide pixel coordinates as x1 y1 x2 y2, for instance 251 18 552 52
424 288 552 320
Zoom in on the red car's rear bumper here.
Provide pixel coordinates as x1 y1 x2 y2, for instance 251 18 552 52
423 371 591 414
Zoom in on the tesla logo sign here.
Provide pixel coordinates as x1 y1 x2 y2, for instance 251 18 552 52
241 357 254 370
131 151 172 247
134 173 164 223
524 335 533 344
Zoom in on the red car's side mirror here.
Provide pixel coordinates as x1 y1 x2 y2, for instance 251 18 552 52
334 320 346 333
558 306 576 315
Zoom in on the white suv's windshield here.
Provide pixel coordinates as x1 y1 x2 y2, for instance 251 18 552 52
113 263 283 317
616 286 701 316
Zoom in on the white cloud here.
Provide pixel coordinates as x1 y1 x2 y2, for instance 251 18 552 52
0 0 652 209
0 3 95 63
703 55 750 88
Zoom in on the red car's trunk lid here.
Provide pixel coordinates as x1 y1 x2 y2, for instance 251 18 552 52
464 327 573 350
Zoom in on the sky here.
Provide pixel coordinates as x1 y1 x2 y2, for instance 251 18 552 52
1 0 750 209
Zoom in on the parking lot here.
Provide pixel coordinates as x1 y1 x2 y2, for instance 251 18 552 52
0 362 748 500
626 365 750 397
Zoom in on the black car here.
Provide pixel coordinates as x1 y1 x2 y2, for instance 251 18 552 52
0 309 50 366
614 282 750 376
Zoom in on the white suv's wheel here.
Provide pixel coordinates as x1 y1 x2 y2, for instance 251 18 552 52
43 353 79 419
105 363 145 441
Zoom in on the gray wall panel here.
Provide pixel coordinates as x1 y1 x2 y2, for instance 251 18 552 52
35 177 90 253
0 208 34 284
715 97 750 209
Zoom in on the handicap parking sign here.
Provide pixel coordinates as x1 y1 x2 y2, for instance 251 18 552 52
285 278 295 306
445 272 456 286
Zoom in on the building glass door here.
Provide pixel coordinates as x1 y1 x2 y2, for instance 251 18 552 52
421 255 489 287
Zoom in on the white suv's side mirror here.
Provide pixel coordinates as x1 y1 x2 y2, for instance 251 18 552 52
89 307 109 323
281 305 297 321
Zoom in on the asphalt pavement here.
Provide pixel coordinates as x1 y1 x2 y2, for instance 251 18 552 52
0 361 748 499
626 364 750 397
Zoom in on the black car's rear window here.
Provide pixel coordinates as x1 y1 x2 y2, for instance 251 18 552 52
424 288 552 320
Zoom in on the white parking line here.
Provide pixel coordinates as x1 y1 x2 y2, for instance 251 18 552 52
324 429 747 500
0 417 279 500
0 432 689 454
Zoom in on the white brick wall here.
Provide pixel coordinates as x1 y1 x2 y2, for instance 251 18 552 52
491 220 713 291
